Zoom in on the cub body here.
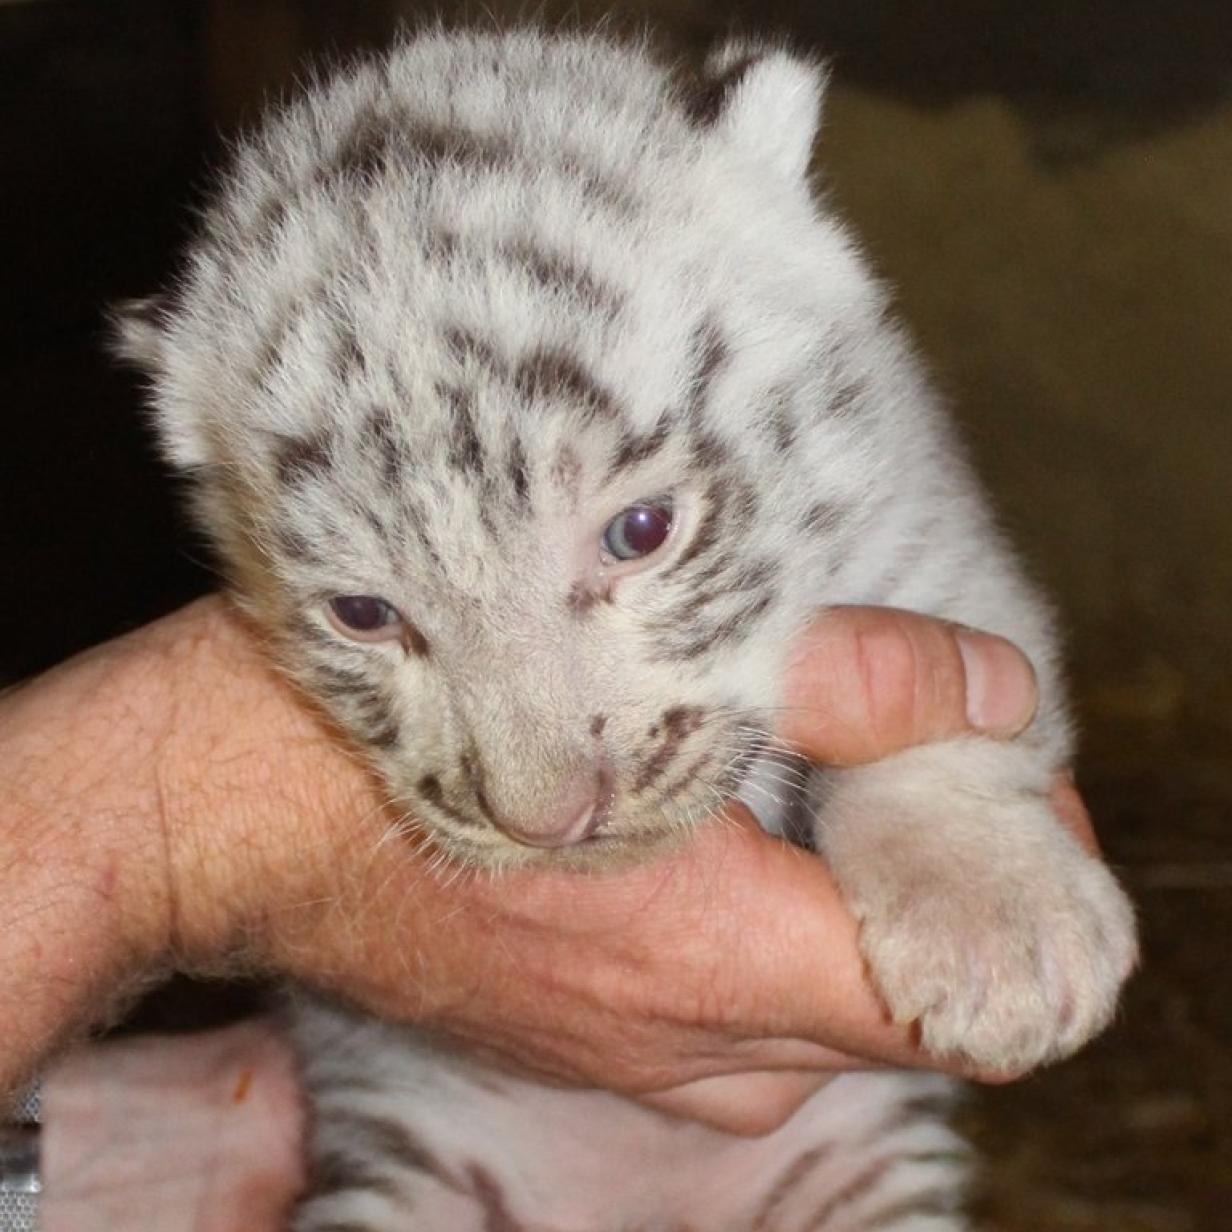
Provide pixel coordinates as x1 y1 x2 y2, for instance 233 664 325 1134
118 28 1136 1230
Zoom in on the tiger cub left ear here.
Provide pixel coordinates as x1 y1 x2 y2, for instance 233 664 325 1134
687 41 828 185
109 295 170 374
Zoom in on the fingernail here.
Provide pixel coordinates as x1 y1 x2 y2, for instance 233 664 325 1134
957 632 1038 734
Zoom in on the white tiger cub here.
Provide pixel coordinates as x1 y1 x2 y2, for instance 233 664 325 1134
115 27 1137 1231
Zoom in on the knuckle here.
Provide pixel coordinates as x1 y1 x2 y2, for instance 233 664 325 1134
852 616 922 746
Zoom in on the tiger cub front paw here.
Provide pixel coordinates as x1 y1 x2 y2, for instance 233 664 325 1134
819 739 1138 1073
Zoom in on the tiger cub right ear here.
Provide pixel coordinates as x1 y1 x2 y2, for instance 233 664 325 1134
686 40 828 186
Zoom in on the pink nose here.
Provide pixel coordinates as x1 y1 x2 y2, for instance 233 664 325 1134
496 770 614 849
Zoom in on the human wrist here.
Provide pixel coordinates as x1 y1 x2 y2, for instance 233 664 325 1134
149 596 396 983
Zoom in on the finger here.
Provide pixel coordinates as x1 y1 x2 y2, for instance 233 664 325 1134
688 813 1043 1083
656 814 932 1071
639 1070 836 1136
782 606 1039 767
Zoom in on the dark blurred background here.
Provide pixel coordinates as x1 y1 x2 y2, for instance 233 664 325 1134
2 1 1229 1227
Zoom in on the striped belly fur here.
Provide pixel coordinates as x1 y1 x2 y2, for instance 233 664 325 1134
291 1005 970 1231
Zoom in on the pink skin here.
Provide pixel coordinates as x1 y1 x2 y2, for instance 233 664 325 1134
39 1022 305 1232
499 762 616 847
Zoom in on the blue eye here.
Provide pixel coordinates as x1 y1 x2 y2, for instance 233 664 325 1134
602 499 674 561
327 595 402 640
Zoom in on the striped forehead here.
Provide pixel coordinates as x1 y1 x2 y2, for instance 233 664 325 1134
266 310 719 515
238 180 717 474
257 306 745 604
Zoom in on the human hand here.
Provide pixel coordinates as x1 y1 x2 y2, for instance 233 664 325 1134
149 600 1085 1132
5 597 1101 1232
0 597 1089 1135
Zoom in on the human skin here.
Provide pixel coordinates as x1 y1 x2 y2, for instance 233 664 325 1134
0 596 1085 1136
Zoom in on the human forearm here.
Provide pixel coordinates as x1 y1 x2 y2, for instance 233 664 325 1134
0 627 175 1100
0 595 406 1098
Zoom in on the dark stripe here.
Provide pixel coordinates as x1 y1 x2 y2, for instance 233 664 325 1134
360 504 393 548
237 194 289 252
251 304 296 385
322 1111 460 1192
682 54 762 127
315 667 396 736
751 1144 834 1231
500 237 625 315
275 430 332 486
567 579 612 615
437 383 485 476
728 558 778 594
332 320 367 380
424 226 461 261
289 615 342 651
633 706 704 794
507 435 530 506
687 550 738 588
274 523 325 563
407 507 446 573
556 152 641 215
667 481 727 576
805 1156 894 1227
460 752 495 824
768 390 797 454
799 500 849 537
443 325 506 377
610 418 673 477
365 719 401 751
418 774 484 829
467 1163 527 1232
473 784 495 824
657 750 715 803
365 407 403 488
400 621 430 658
859 1189 960 1228
515 348 619 419
689 428 729 472
330 110 515 183
687 319 729 421
870 1090 957 1138
476 493 499 539
662 593 776 662
589 714 608 737
729 476 760 523
348 692 400 745
310 663 373 695
327 104 397 183
404 116 515 173
654 559 778 626
828 374 871 418
308 1146 401 1202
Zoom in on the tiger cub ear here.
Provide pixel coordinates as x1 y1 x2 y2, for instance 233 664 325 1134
110 295 211 470
687 40 828 185
109 295 170 373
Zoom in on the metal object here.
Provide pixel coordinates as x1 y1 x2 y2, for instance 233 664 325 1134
1 1084 40 1230
0 1125 40 1193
